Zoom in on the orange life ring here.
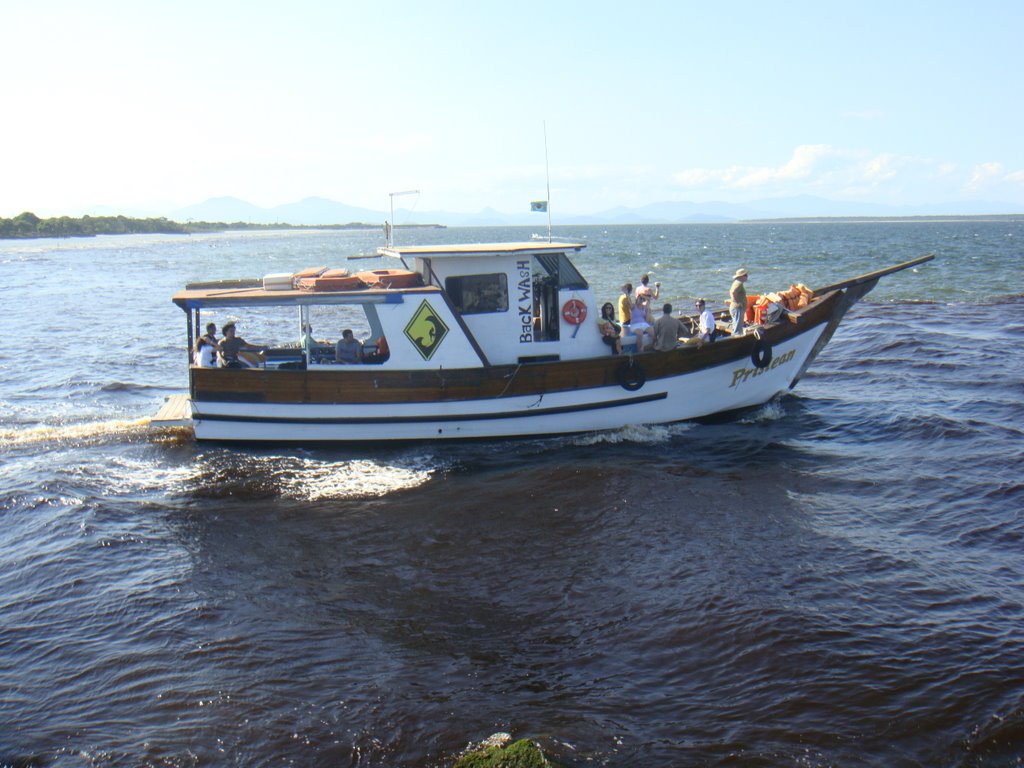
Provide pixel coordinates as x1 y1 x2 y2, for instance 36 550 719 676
561 298 587 325
355 269 423 289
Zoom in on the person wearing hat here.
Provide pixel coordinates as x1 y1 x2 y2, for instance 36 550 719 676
729 268 749 336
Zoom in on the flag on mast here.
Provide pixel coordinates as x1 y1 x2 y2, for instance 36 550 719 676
530 200 548 212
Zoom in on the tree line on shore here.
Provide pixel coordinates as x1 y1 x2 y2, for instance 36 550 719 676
0 211 379 239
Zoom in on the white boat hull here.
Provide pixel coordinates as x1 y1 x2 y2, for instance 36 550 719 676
188 326 825 442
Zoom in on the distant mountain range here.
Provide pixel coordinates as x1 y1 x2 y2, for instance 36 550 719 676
95 194 1022 227
169 196 384 226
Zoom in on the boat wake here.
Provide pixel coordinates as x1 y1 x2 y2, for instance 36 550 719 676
180 453 446 501
277 456 441 500
0 417 154 448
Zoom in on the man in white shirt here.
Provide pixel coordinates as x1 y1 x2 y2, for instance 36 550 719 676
696 298 717 342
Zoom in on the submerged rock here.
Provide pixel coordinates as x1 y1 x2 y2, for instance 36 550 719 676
453 735 565 768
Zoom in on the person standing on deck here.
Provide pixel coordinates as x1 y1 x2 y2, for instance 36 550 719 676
618 283 634 333
729 268 749 336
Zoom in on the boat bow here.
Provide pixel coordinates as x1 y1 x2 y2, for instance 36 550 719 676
790 253 936 387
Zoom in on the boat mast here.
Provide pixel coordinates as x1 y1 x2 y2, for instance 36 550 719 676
387 189 419 247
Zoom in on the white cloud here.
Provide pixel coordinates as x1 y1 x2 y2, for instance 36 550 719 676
961 164 1024 200
965 162 1004 193
669 145 990 203
862 154 899 183
673 145 854 191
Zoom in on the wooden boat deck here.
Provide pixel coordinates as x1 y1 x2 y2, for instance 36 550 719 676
151 394 192 427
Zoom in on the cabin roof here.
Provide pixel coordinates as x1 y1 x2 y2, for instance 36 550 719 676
172 241 589 311
172 284 435 310
378 241 585 259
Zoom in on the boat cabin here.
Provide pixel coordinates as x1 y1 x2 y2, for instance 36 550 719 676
172 241 608 371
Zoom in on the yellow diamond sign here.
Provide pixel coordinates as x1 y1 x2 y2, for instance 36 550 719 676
404 300 449 360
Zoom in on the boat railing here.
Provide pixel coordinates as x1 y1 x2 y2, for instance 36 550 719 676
812 253 935 297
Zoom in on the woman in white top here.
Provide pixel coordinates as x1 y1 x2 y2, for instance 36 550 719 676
193 336 217 367
629 295 656 352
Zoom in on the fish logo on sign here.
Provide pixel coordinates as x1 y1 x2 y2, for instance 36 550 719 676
404 300 449 360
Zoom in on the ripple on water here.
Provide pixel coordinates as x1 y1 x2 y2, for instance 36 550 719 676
2 229 1024 766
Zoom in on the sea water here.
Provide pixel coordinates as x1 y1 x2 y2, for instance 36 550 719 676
0 222 1022 766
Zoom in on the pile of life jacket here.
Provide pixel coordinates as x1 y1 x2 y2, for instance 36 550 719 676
746 284 815 325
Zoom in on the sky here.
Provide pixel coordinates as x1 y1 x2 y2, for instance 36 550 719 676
3 0 1023 218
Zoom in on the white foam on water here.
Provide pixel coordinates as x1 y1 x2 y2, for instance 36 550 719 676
120 448 447 500
572 421 694 446
276 456 440 500
94 456 206 495
0 417 152 448
738 400 787 424
59 450 444 503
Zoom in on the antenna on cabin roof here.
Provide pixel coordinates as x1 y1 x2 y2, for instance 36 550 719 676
530 123 553 242
387 189 419 247
543 122 552 242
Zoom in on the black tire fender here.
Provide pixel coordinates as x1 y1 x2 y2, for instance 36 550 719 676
616 359 647 391
751 338 773 369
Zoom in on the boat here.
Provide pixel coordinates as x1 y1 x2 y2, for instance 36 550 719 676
152 240 934 442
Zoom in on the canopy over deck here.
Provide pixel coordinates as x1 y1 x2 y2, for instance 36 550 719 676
171 285 424 311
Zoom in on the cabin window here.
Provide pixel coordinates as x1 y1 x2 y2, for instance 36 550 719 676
533 252 588 289
446 273 509 314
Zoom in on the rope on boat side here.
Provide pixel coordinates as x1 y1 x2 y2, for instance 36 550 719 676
498 364 523 398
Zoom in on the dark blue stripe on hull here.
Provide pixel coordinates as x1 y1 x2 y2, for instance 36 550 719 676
195 391 667 425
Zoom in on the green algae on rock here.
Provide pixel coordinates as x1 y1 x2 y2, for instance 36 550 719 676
453 736 565 768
